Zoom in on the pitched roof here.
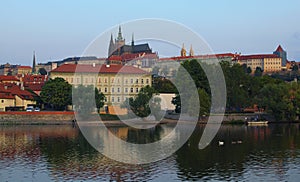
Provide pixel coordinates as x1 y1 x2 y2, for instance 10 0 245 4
0 75 20 82
159 53 237 61
238 54 279 60
51 64 150 74
17 66 32 69
275 45 284 52
0 93 14 99
0 83 34 100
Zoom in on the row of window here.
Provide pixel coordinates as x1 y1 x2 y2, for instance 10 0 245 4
100 87 140 93
65 77 150 84
104 97 128 103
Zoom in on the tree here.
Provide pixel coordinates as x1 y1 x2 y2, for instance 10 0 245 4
247 67 252 74
121 86 161 119
72 85 105 115
40 77 72 110
254 67 263 77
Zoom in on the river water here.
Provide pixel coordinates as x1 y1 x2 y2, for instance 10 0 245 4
0 123 300 181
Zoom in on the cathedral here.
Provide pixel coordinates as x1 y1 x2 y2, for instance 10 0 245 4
108 26 152 57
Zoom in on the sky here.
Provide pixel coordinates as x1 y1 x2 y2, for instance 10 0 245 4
0 0 299 65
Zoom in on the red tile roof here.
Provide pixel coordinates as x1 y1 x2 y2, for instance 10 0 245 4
0 83 34 100
159 53 237 61
0 93 14 99
51 64 150 74
17 66 32 69
275 45 284 52
24 83 44 91
0 75 20 82
237 54 279 60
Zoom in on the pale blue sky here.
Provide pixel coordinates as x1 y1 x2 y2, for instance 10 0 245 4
0 0 299 65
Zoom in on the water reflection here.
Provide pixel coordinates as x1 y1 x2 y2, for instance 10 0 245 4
0 124 300 181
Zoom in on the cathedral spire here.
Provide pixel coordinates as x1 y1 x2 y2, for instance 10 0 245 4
108 33 115 56
131 33 134 47
181 43 186 57
189 45 194 56
117 25 123 41
32 51 36 74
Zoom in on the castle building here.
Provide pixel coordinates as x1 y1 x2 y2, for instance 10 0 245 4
273 45 287 67
50 64 152 114
107 26 158 70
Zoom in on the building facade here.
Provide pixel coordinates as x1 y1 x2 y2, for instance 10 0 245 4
50 64 152 114
237 54 282 73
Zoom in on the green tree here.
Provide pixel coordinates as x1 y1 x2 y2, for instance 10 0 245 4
40 77 72 110
292 64 299 72
254 67 263 77
121 86 161 119
73 85 105 115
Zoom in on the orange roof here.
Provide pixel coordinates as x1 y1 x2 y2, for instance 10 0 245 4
17 66 32 69
0 75 20 82
0 93 14 99
275 45 284 52
0 83 34 100
238 54 279 60
51 64 149 74
159 53 236 61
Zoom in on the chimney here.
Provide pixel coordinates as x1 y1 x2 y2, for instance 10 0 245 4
106 64 110 68
4 86 7 90
92 63 96 67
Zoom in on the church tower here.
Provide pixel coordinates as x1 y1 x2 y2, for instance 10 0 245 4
189 45 194 56
115 26 125 49
181 43 186 57
32 51 36 74
108 33 115 56
131 33 134 47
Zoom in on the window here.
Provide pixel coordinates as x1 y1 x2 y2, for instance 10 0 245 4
141 79 144 84
130 79 133 84
125 79 128 84
146 79 149 84
104 78 107 83
85 78 88 83
77 78 80 83
105 88 107 93
130 88 133 93
117 88 120 93
71 78 73 83
125 88 128 93
112 97 115 102
117 97 120 103
91 78 94 83
104 97 107 102
98 78 101 83
136 88 139 93
112 88 114 93
111 78 114 83
1 100 3 103
136 79 138 84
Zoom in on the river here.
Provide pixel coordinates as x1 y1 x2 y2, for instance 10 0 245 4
0 123 300 181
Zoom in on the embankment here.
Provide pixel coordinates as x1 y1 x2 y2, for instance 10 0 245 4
0 111 75 125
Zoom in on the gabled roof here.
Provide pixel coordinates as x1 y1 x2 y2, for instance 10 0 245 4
17 66 32 69
238 54 279 60
51 64 149 74
0 93 14 99
0 75 20 82
0 83 34 100
275 45 284 52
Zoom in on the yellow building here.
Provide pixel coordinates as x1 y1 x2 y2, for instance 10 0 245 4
237 54 282 73
0 83 36 111
50 64 152 114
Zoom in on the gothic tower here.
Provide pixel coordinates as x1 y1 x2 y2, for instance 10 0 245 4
115 26 125 49
108 33 115 56
181 43 186 57
189 45 194 56
131 33 134 47
32 51 36 74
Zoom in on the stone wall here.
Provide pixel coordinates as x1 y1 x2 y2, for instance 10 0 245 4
0 111 75 125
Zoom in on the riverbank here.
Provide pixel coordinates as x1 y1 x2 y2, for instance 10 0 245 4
0 111 298 125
